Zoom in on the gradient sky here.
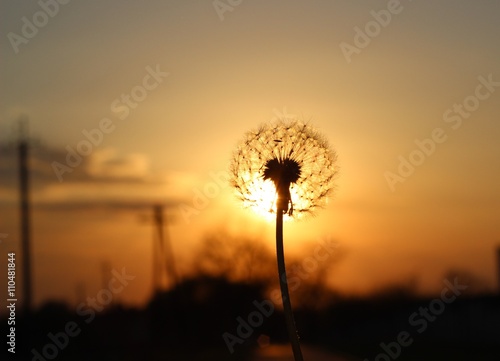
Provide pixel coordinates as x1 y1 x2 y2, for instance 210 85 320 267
1 0 500 309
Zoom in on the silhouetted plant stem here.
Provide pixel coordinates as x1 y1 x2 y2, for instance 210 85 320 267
276 207 304 361
230 120 337 360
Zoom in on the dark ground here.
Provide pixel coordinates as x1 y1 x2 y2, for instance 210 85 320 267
3 276 500 361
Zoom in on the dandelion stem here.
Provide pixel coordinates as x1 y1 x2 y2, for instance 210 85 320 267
276 208 304 361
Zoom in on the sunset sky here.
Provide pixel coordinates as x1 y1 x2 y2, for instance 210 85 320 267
1 0 499 309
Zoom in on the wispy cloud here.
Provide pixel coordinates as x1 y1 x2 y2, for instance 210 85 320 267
0 143 188 210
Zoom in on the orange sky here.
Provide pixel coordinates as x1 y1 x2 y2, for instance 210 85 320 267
1 0 500 309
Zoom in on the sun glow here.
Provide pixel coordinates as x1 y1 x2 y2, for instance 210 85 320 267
240 176 277 221
237 173 313 221
230 119 337 220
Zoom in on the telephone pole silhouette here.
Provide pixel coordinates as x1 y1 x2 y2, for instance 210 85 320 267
18 119 33 313
151 204 179 295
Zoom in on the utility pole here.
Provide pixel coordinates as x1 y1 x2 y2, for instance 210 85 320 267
18 119 32 314
152 204 179 295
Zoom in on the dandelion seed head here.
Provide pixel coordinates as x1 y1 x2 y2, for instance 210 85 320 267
230 118 338 220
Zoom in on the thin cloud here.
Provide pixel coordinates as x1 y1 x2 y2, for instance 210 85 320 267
0 143 189 209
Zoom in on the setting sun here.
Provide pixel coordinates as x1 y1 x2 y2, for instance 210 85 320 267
240 176 277 220
237 176 324 222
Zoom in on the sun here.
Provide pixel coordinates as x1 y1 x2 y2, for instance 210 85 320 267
239 175 277 221
237 173 308 221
